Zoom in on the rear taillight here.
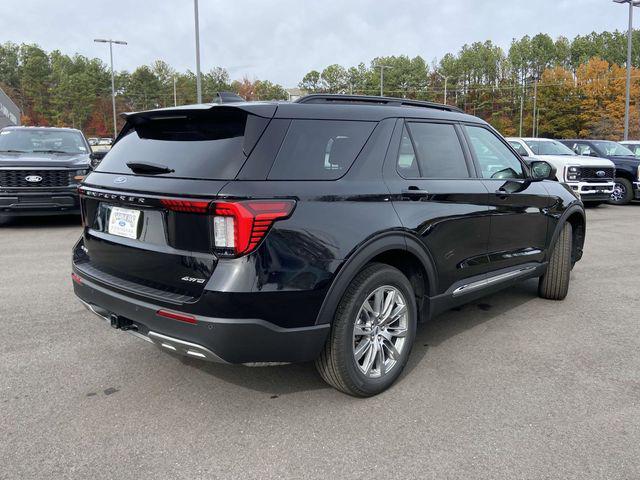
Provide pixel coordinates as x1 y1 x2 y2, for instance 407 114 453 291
160 199 210 213
212 200 295 257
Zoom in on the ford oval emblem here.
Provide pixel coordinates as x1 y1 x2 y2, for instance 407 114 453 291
595 170 606 177
114 176 127 184
25 175 43 183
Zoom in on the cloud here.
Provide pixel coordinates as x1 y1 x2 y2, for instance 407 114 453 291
1 0 627 87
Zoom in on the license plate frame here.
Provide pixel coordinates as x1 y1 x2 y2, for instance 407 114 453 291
107 206 141 239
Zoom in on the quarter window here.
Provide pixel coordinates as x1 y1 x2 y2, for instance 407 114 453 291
268 120 375 180
465 126 524 179
397 122 469 178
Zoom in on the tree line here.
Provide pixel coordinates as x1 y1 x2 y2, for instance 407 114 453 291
299 30 640 140
0 42 289 136
0 29 639 138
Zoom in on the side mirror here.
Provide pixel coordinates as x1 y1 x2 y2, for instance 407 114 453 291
529 160 556 181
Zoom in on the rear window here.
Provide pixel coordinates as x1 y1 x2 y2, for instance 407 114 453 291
96 108 268 180
267 120 375 180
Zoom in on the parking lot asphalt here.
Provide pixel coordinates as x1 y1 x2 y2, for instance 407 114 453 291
1 204 639 480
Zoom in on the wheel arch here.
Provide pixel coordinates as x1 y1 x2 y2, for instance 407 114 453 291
314 232 437 326
548 205 586 265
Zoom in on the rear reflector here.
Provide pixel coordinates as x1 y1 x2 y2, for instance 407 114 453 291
156 309 198 324
212 200 295 257
71 272 82 284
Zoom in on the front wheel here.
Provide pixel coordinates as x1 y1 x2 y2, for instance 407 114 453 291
609 178 633 205
538 222 572 300
315 263 417 397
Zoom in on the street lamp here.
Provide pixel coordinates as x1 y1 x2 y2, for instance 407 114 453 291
94 38 127 140
193 0 202 103
613 0 640 140
374 65 392 97
435 71 449 105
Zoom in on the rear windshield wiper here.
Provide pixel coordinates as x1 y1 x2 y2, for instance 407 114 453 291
126 161 175 174
0 149 28 153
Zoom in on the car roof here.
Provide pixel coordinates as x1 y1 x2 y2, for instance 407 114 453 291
123 95 487 125
1 125 83 133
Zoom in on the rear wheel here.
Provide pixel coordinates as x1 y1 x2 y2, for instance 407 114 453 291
609 178 633 205
315 263 417 397
538 222 572 300
0 216 13 226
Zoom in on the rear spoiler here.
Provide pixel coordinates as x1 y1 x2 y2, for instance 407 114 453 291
115 103 278 145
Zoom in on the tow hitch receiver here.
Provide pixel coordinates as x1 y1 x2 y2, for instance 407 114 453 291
110 313 133 330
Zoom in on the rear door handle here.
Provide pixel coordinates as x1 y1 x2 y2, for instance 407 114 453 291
402 187 429 199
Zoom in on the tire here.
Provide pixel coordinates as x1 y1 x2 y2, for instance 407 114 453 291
0 216 13 226
538 222 572 300
315 263 417 397
609 178 633 205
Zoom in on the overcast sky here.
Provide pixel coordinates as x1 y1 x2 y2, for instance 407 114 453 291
2 0 628 87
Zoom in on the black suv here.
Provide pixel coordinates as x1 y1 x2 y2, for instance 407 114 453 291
0 126 94 218
72 95 585 396
559 139 640 205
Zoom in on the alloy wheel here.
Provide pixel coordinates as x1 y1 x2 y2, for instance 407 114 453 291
611 182 627 203
352 285 409 378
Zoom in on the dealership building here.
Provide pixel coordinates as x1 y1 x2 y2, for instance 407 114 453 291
0 87 20 128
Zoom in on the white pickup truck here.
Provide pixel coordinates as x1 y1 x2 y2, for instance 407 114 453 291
507 137 615 204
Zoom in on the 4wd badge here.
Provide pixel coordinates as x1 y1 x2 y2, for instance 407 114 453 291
181 276 206 284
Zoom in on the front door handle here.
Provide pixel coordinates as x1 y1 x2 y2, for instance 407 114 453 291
402 186 429 199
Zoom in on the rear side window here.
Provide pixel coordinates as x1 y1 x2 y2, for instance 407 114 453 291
267 120 375 180
397 122 469 178
96 108 268 180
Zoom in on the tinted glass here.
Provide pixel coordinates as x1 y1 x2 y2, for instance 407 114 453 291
401 122 469 178
465 126 524 179
268 120 375 180
96 108 267 180
396 126 419 177
524 139 575 155
0 129 88 154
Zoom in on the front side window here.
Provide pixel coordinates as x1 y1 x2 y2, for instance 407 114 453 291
268 120 375 180
397 122 469 178
508 141 528 156
0 129 88 154
465 126 524 179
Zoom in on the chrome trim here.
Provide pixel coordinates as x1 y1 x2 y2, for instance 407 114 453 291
147 331 227 363
452 266 536 297
79 299 153 343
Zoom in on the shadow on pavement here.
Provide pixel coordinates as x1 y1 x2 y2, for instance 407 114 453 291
180 279 540 397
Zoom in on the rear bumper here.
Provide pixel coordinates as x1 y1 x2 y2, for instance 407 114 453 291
0 188 80 215
72 271 330 364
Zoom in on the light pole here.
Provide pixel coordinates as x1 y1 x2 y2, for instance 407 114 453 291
194 0 202 103
375 65 392 97
94 38 127 139
613 0 640 140
435 71 449 105
173 76 178 107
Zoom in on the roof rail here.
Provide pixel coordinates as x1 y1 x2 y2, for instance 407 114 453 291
294 94 464 113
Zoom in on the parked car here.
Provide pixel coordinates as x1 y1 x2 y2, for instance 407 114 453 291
559 139 640 205
507 137 615 205
619 140 640 157
0 126 99 219
72 94 586 396
91 137 113 154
